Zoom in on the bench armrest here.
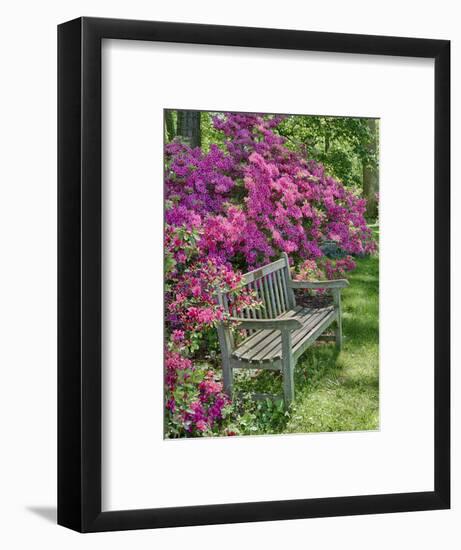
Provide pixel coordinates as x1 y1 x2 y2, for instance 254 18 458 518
227 317 302 331
288 279 349 290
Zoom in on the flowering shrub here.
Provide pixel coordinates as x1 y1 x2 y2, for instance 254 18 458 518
165 350 231 437
165 113 375 272
165 224 259 355
292 256 357 307
325 256 357 279
294 258 325 283
164 113 377 437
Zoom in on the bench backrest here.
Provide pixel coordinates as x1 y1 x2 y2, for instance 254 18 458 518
217 253 296 321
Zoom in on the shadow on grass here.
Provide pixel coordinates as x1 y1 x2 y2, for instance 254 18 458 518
343 318 379 346
339 372 379 392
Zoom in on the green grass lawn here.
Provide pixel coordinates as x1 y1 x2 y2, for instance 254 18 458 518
231 231 379 435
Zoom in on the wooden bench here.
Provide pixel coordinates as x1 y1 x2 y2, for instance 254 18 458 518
216 253 348 406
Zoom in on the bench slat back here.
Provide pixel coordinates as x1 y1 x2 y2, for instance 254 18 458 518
219 255 294 321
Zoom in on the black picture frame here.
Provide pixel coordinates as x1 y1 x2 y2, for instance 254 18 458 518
58 16 450 532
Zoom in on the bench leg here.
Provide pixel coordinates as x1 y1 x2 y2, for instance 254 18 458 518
333 289 343 350
335 316 343 350
282 361 295 407
281 332 295 407
216 323 234 397
222 356 233 397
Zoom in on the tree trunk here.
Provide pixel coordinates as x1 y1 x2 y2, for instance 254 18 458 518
164 110 176 142
176 110 201 148
362 118 379 219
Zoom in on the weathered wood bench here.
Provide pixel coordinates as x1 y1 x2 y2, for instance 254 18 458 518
216 253 348 406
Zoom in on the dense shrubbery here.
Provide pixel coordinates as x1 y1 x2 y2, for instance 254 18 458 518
164 350 232 437
164 113 376 437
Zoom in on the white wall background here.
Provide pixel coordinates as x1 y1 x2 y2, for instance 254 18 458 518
0 1 457 548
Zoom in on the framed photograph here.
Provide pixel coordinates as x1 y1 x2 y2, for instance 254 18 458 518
58 17 450 532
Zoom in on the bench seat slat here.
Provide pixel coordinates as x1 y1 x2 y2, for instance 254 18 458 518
250 307 333 363
241 307 315 363
235 311 303 362
231 307 302 358
292 309 337 361
253 307 333 363
232 306 335 363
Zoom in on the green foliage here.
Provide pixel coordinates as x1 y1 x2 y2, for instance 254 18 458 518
276 115 379 188
200 111 227 152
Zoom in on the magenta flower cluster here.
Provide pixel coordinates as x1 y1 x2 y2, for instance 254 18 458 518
165 224 259 347
165 350 230 436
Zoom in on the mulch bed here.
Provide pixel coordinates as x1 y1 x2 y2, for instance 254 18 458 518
294 289 333 309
